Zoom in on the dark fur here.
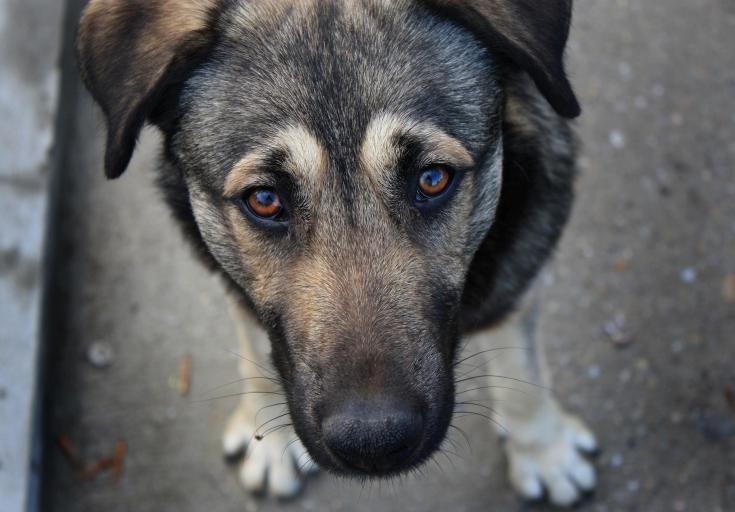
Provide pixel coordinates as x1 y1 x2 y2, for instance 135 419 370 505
78 0 577 477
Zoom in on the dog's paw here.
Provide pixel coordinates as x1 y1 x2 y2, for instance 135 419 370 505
506 413 597 507
223 404 317 498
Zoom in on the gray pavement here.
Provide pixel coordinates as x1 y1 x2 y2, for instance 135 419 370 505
0 0 64 510
42 0 735 511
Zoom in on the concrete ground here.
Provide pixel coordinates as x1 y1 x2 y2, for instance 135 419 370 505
0 0 64 510
42 0 735 511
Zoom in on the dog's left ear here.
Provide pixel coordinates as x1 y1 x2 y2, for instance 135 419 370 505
422 0 580 118
77 0 222 179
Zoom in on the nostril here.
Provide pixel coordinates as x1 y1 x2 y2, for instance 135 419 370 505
322 399 424 473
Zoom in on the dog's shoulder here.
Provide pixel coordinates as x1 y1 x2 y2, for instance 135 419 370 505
461 72 577 331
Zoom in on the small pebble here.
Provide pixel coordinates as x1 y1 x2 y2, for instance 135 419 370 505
609 130 626 149
639 225 652 239
587 364 601 379
680 267 697 283
670 411 683 424
86 341 114 368
618 369 632 383
627 480 640 492
541 269 556 287
697 412 735 441
670 340 684 354
613 255 631 271
618 61 632 79
673 499 686 511
603 313 632 346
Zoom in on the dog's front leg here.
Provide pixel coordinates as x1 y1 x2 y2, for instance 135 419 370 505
221 292 316 498
466 300 598 507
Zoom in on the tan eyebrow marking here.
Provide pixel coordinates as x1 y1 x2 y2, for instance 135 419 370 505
224 124 328 197
224 152 266 197
279 124 328 179
360 113 475 184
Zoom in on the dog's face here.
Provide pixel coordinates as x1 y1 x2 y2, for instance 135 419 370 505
78 0 577 477
176 0 504 475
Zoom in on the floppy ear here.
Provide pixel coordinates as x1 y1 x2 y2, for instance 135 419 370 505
77 0 221 178
422 0 580 118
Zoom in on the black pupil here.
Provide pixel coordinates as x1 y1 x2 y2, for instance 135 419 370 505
421 168 445 191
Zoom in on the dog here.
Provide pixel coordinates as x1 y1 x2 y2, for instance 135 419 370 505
77 0 597 506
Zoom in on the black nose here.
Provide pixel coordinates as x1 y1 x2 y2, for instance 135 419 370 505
322 398 424 474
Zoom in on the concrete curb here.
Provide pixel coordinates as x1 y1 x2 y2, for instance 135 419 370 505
0 1 66 510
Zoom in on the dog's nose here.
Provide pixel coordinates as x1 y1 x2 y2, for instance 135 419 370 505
322 398 424 473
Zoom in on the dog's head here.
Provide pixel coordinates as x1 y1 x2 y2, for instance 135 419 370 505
78 0 577 476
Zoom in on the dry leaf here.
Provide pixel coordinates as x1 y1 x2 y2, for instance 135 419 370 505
723 273 735 303
80 440 127 482
57 435 81 468
178 354 193 396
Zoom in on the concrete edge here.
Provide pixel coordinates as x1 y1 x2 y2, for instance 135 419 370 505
26 0 83 510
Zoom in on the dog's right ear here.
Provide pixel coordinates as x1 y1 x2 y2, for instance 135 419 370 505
77 0 222 179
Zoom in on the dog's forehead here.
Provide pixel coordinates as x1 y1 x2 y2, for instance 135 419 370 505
178 0 499 186
223 114 474 199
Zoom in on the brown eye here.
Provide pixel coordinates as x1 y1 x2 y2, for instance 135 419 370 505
417 165 452 199
246 187 284 219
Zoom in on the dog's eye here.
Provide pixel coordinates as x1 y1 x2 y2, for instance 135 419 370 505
416 165 453 201
245 187 285 220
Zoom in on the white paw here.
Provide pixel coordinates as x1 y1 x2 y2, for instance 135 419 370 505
223 405 317 498
506 413 597 507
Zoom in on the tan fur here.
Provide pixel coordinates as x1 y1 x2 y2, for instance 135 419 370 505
220 115 472 357
77 0 222 178
505 94 539 137
464 292 597 506
278 125 329 183
223 203 284 302
224 153 267 198
79 0 217 77
224 124 327 197
222 290 316 496
360 112 475 187
81 0 215 41
283 239 427 356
